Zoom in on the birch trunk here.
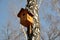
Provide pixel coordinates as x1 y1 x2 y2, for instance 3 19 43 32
26 0 40 40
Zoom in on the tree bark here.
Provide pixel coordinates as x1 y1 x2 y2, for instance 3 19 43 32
26 0 40 40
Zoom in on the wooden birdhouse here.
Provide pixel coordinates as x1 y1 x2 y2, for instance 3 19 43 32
17 8 34 27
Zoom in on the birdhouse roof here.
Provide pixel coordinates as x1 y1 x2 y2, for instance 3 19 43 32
17 8 24 17
17 8 34 17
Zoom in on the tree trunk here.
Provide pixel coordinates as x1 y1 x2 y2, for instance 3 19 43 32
26 0 40 40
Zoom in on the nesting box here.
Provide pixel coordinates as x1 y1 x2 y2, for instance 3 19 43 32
17 8 34 27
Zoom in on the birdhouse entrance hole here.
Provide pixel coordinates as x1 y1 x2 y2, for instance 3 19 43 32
23 13 25 16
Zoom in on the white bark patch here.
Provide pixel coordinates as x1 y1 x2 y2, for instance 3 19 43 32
34 10 38 17
29 1 32 4
30 6 33 8
35 7 38 10
36 5 38 7
33 2 35 4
